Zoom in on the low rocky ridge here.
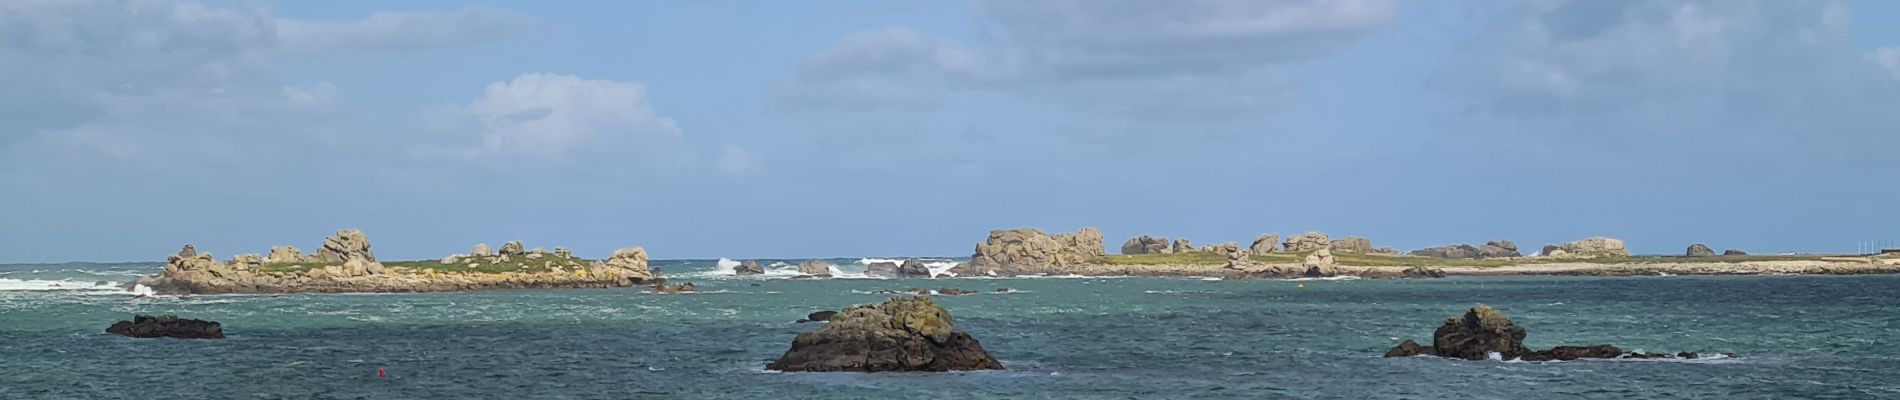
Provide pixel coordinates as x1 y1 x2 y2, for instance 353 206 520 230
137 229 660 294
107 315 224 339
1384 305 1721 361
766 296 1003 372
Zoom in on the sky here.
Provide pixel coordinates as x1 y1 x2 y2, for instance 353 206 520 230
3 0 1899 263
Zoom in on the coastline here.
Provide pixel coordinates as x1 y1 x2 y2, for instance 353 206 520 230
954 259 1900 279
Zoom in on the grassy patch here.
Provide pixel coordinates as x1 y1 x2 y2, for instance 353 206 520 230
253 254 596 274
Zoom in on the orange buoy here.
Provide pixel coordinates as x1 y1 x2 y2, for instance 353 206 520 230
377 368 387 378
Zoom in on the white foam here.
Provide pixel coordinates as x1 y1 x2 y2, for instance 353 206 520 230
0 278 125 293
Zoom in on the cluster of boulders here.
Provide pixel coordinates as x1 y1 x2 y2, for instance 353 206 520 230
1384 305 1722 361
1120 235 1172 255
950 228 1105 276
766 296 1003 372
1409 240 1521 259
869 260 932 278
1539 237 1631 258
1684 243 1747 256
137 230 661 295
106 315 224 339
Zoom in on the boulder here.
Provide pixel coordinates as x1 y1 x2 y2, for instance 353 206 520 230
1172 238 1195 253
1540 244 1561 257
1687 243 1716 257
499 241 525 256
800 310 838 323
867 261 900 277
1384 305 1715 361
1283 232 1330 253
164 245 217 274
937 287 975 296
1723 249 1748 256
1401 266 1447 278
1224 245 1250 269
653 281 698 294
1384 339 1431 357
959 228 1105 274
229 253 262 267
106 315 224 339
1410 244 1479 259
734 260 766 275
1250 233 1281 255
264 246 304 263
1302 248 1337 277
799 260 833 277
1121 235 1172 255
1478 241 1521 258
313 229 375 263
897 260 933 277
765 296 1003 372
605 247 655 282
554 247 572 258
472 243 493 257
1329 236 1373 254
1556 237 1630 257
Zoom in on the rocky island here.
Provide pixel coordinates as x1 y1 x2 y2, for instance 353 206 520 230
1384 305 1723 361
945 227 1900 279
135 229 662 295
766 296 1003 372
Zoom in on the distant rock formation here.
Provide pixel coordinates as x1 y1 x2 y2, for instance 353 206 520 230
1549 237 1630 257
766 296 1003 372
897 260 933 277
554 247 572 258
1223 245 1250 269
472 243 493 257
604 247 655 282
1687 243 1716 257
107 315 224 339
867 261 900 277
1384 305 1716 361
1401 266 1447 278
1371 247 1399 255
1172 238 1194 253
1283 232 1330 253
315 229 375 263
799 260 832 277
1121 235 1172 255
1250 233 1281 255
1303 248 1337 276
1478 241 1521 258
1329 236 1372 253
264 246 304 263
1723 249 1748 256
734 260 765 275
499 241 526 256
952 228 1105 276
1410 244 1479 259
652 280 698 294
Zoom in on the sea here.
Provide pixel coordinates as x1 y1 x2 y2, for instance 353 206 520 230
2 258 1897 399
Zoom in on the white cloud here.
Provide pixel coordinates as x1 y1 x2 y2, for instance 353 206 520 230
274 7 542 58
783 0 1397 116
1874 47 1900 81
716 145 758 174
434 73 682 158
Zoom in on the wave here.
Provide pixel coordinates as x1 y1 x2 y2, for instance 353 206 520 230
0 278 129 294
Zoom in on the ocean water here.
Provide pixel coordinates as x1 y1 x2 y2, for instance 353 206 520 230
3 259 1898 399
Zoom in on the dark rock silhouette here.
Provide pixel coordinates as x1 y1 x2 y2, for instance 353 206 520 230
106 315 224 339
767 296 1002 372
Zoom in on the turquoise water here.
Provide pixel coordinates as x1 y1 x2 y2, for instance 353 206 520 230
3 259 1898 399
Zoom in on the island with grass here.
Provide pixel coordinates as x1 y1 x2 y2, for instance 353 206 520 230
946 228 1900 279
135 229 661 295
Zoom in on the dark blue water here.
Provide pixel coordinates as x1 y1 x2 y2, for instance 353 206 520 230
3 260 1897 399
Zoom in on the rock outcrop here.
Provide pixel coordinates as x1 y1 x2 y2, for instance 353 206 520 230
1478 241 1521 258
1329 236 1373 253
106 315 224 339
1724 249 1748 256
1283 232 1330 253
867 261 900 277
765 296 1003 372
472 243 493 257
604 247 656 282
799 260 833 277
1250 233 1281 255
1410 244 1480 259
897 260 933 277
1552 237 1630 257
499 241 525 256
138 232 660 295
1303 248 1338 276
1172 238 1194 253
1121 235 1172 255
653 280 698 294
1687 243 1716 257
1384 305 1715 361
315 229 375 263
953 228 1105 276
734 260 765 275
264 246 304 263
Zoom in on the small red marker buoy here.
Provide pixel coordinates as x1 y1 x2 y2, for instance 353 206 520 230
377 368 387 378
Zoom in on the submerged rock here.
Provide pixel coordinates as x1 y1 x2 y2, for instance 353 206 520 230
106 315 224 339
936 287 975 296
653 281 698 294
1385 305 1717 361
766 296 1003 372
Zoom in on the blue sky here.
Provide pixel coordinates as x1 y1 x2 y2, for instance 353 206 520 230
3 0 1898 262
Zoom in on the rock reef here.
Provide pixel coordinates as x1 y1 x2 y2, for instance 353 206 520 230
950 227 1104 276
766 296 1003 372
107 315 224 339
1384 305 1716 361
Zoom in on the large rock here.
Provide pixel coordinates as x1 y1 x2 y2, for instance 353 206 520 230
897 260 932 277
499 241 526 256
734 260 765 275
472 243 493 257
1121 235 1172 255
106 315 224 339
1302 248 1338 276
1555 237 1630 257
765 296 1003 372
1283 232 1330 253
1409 244 1480 259
958 228 1105 275
867 261 900 277
1385 305 1714 362
1478 241 1521 258
1328 236 1372 253
799 260 833 277
1686 243 1716 257
1723 249 1748 256
604 247 655 283
1172 238 1194 253
164 245 216 274
263 246 304 263
315 229 375 262
1250 233 1281 255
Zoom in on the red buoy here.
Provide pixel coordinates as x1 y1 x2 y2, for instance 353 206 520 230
377 368 387 378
